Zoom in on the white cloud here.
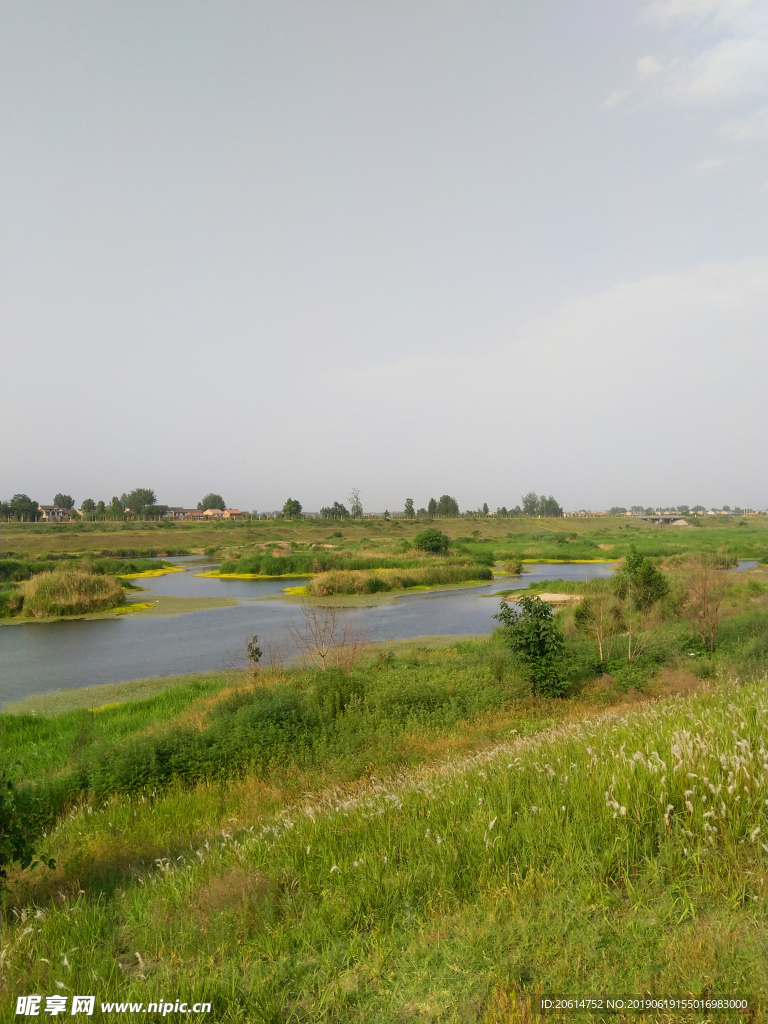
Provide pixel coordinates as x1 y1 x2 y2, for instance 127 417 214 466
636 55 663 77
315 261 768 508
692 155 739 174
604 0 767 110
718 104 768 140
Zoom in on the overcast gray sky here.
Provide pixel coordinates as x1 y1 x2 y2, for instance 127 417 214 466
2 0 766 513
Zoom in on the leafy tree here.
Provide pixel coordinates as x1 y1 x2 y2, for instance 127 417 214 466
413 528 450 555
436 494 459 517
539 494 563 517
9 494 39 521
53 493 75 510
320 502 349 518
81 498 97 513
120 488 157 513
522 491 539 516
482 503 489 515
404 498 415 518
609 507 627 515
198 493 226 511
109 496 124 517
630 505 645 514
494 596 567 697
95 500 106 515
722 505 731 512
427 498 438 517
498 506 508 517
349 488 363 518
614 545 669 611
691 505 706 513
282 498 302 518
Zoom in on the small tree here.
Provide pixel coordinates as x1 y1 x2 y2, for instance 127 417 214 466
427 498 438 517
614 545 669 611
574 582 621 663
247 634 263 670
349 488 363 518
109 496 124 518
95 500 106 515
494 596 567 697
81 498 96 513
682 555 728 652
198 493 226 511
282 498 302 519
413 528 450 555
53 493 75 510
404 498 415 518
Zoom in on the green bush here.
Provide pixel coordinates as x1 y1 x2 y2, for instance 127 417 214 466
413 528 450 555
19 571 125 617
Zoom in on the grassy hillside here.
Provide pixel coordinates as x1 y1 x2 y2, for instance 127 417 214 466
1 677 764 1023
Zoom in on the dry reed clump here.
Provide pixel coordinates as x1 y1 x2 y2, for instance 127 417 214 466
19 571 125 617
309 564 490 596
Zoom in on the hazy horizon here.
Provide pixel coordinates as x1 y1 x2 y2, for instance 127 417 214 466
2 1 766 512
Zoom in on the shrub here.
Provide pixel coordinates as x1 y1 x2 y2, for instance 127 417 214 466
19 571 125 617
494 595 568 697
413 529 451 555
308 565 492 595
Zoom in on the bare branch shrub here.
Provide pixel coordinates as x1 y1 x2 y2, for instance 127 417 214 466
288 606 370 671
682 555 728 652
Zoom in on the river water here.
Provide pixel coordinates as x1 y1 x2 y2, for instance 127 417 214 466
1 560 616 705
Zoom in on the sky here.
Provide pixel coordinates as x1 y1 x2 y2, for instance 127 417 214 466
2 0 766 513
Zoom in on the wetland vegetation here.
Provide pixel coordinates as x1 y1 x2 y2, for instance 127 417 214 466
0 514 765 1021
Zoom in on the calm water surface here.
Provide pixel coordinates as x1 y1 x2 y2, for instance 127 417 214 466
1 560 615 704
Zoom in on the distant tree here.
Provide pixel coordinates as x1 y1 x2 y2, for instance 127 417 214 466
95 500 106 515
404 498 415 518
53 493 75 510
198 493 226 511
427 498 438 517
539 495 563 517
510 505 522 517
630 505 645 514
644 507 654 515
522 491 539 516
81 498 97 513
609 507 627 515
722 505 731 512
9 494 39 521
436 495 459 517
109 496 124 518
413 528 450 555
691 505 706 513
494 596 568 697
320 502 349 518
498 506 508 517
349 488 363 518
282 498 302 519
417 507 427 517
120 488 157 513
482 502 489 515
676 505 690 515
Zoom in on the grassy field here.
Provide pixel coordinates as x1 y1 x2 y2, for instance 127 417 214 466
1 519 765 1022
2 514 765 565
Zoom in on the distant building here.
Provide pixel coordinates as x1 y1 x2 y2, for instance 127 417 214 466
38 505 70 522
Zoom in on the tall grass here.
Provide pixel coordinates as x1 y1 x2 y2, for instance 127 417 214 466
2 682 765 1022
218 552 469 575
18 571 124 617
309 564 493 595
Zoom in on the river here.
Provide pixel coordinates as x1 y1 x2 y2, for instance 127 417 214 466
1 560 616 704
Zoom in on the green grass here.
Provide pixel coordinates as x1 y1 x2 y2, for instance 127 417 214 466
1 680 765 1023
